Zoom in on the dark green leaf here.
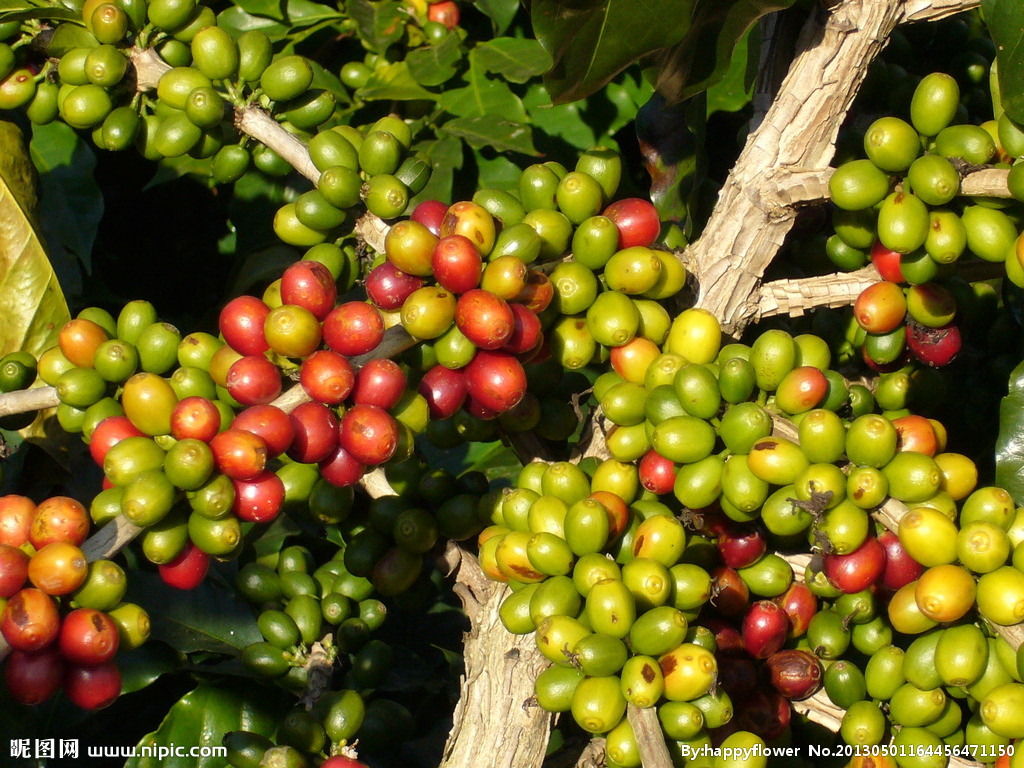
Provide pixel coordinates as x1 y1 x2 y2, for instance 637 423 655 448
285 0 342 24
530 0 695 104
705 27 757 115
598 69 653 139
225 245 297 297
125 570 261 655
523 83 597 149
406 34 463 87
409 135 463 206
310 60 352 105
125 685 280 768
251 511 304 560
0 6 80 22
47 22 100 56
360 60 439 102
30 121 104 292
231 0 282 19
476 153 522 190
654 0 795 104
346 0 406 53
217 6 288 38
473 0 519 34
439 52 527 119
997 358 1024 504
118 641 181 694
441 115 537 155
227 170 291 254
473 37 553 84
986 0 1024 124
462 439 521 481
636 92 705 225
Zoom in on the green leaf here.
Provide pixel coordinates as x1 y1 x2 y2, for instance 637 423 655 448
636 92 705 225
118 641 181 694
476 153 523 191
473 37 553 84
250 511 304 560
439 51 527 120
216 6 288 39
654 0 795 104
705 27 757 115
441 115 537 155
230 0 284 20
986 0 1024 124
30 121 104 294
359 60 438 102
473 0 519 34
125 685 281 768
462 439 521 482
523 83 597 150
346 0 406 53
596 68 653 139
530 0 695 104
406 34 463 87
409 134 462 206
47 22 100 56
285 0 343 25
125 570 261 655
997 358 1024 504
0 6 80 22
0 120 70 360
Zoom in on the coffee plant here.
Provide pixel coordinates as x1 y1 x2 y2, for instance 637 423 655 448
7 0 1024 767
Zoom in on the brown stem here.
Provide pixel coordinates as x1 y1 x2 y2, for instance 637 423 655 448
755 265 881 321
627 704 674 768
435 543 553 768
0 386 59 416
687 0 983 338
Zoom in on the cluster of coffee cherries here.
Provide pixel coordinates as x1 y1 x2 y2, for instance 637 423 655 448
828 70 1024 371
0 494 149 709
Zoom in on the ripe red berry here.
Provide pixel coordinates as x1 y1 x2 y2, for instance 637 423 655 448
1 588 61 652
170 397 222 443
319 445 366 488
0 495 36 548
232 471 285 523
410 199 448 235
211 428 268 481
365 262 425 311
322 302 385 357
219 296 270 355
287 401 339 463
59 608 120 667
456 289 514 350
89 416 146 466
280 260 337 320
602 198 659 248
417 365 467 419
231 404 294 458
64 661 121 709
158 542 210 590
225 355 282 406
432 235 482 294
4 648 64 705
463 351 526 414
300 350 355 404
427 0 459 29
339 404 399 465
351 358 406 409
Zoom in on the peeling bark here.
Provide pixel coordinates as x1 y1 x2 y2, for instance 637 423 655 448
436 544 554 768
